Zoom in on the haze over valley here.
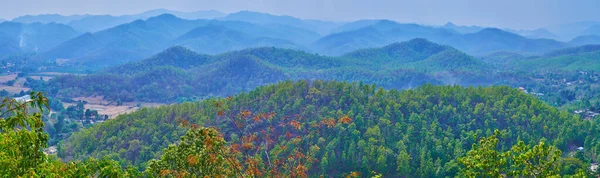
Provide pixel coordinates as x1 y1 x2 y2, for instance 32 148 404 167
2 1 600 177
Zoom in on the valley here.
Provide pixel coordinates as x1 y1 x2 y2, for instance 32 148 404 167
1 4 600 177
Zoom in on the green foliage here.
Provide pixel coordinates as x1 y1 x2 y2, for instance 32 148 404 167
32 39 492 103
146 126 237 177
61 80 597 177
0 92 138 177
0 92 49 176
509 141 561 177
457 131 508 177
457 130 563 177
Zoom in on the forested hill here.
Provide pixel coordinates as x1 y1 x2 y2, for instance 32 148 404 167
61 80 598 177
343 38 487 71
33 39 493 103
482 44 600 72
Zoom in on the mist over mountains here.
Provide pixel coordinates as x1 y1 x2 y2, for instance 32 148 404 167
0 9 598 72
4 4 600 177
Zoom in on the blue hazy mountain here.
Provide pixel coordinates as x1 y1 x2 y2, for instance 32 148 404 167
46 39 494 103
67 9 226 32
10 9 225 33
508 28 559 39
443 22 559 40
583 24 600 36
172 24 304 54
37 14 321 67
133 9 225 20
0 21 80 57
221 11 340 34
445 28 566 55
569 35 600 46
314 22 567 55
542 44 600 58
328 20 381 33
37 14 208 66
202 20 321 45
441 22 484 34
313 20 458 55
12 14 90 24
480 44 600 71
546 21 600 40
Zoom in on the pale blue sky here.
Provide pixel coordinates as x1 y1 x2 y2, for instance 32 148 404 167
1 0 599 29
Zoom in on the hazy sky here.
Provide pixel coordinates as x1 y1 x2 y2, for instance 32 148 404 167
1 0 599 29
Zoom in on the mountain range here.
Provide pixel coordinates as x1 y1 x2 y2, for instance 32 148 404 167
0 21 80 57
2 11 600 68
314 21 568 55
11 9 226 32
33 14 323 68
38 39 502 103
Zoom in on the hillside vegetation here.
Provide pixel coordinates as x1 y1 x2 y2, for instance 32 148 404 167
32 39 492 103
62 80 599 177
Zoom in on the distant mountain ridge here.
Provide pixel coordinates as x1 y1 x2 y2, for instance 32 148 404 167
35 14 208 66
42 39 495 102
569 35 600 46
315 21 568 55
12 14 90 24
480 43 600 72
5 11 600 68
221 11 341 34
0 21 80 57
543 44 600 57
35 14 320 68
10 9 226 32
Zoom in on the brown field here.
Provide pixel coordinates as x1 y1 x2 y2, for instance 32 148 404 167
13 78 27 87
36 72 85 76
0 74 17 83
0 74 31 93
65 96 164 119
0 85 30 93
28 76 54 81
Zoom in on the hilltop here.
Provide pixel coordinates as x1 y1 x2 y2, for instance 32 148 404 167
34 39 493 103
61 80 597 176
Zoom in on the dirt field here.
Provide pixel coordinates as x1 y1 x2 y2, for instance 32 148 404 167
36 72 85 76
0 74 17 83
0 86 30 93
0 74 31 94
2 74 160 118
65 96 164 119
28 76 54 81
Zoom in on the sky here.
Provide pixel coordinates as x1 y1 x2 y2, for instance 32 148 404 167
1 0 599 29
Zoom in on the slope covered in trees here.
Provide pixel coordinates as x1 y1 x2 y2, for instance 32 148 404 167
61 80 599 177
172 24 304 54
314 21 569 55
482 44 600 72
34 14 316 68
32 39 493 103
0 21 81 57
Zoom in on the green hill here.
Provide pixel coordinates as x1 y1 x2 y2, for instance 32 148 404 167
520 50 600 71
61 80 597 177
0 21 80 56
314 25 568 56
36 40 495 103
37 14 208 67
173 24 303 54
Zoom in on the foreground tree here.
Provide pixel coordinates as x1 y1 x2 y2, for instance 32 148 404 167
509 141 561 177
0 92 50 176
457 130 508 178
0 92 136 177
146 125 239 177
458 130 563 178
